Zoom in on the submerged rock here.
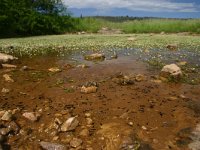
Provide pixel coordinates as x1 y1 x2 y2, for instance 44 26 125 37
0 53 18 63
84 53 105 61
160 64 182 77
40 141 67 150
61 117 79 132
22 112 41 122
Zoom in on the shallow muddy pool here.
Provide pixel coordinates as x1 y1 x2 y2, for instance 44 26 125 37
0 49 200 150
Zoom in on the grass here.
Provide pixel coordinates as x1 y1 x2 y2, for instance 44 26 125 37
76 18 200 34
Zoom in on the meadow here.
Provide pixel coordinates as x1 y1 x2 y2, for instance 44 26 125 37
76 17 200 34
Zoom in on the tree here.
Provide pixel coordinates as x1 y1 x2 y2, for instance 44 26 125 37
0 0 74 37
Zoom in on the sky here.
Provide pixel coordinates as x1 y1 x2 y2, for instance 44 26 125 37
63 0 200 18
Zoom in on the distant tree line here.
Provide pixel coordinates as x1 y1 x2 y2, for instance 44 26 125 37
0 0 78 37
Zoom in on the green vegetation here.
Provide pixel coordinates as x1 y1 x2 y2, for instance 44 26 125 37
0 34 200 56
0 0 78 37
76 17 200 33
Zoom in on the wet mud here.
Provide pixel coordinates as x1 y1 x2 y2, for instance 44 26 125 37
0 51 200 150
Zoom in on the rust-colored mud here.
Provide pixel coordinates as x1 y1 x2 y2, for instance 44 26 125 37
0 54 200 150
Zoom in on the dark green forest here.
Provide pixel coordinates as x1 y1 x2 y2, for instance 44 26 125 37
0 0 79 37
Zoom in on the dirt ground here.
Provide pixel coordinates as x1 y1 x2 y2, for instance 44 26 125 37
0 53 200 150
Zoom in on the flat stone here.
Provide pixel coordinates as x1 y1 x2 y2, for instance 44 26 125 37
61 117 79 132
22 112 40 122
48 67 62 73
1 110 12 121
84 53 105 61
40 141 67 150
0 53 18 63
2 64 17 68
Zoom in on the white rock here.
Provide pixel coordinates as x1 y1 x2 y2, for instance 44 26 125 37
161 64 182 77
1 110 12 121
0 53 18 63
61 117 79 132
3 74 14 82
1 88 10 93
40 141 67 150
22 112 40 122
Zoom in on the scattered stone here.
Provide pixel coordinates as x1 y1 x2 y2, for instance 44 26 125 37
77 64 89 68
3 74 14 82
40 141 67 150
0 53 18 63
135 74 146 82
1 110 12 121
2 64 17 68
128 122 134 126
112 74 134 85
1 88 10 93
7 121 20 134
22 112 41 122
48 67 62 73
61 117 79 132
20 66 29 71
0 111 6 118
166 44 178 50
142 126 147 130
79 128 89 137
84 53 105 61
70 138 82 148
0 128 10 135
160 64 182 78
81 86 97 94
86 118 93 125
85 113 91 117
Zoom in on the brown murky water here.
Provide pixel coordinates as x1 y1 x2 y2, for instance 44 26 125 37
0 53 200 150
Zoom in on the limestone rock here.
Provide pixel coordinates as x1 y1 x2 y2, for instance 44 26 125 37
0 53 18 63
2 64 17 68
161 64 182 77
61 117 79 132
22 112 41 122
3 74 14 82
1 110 12 121
40 141 67 150
81 86 97 94
48 67 62 73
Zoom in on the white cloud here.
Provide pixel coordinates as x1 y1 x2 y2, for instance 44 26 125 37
63 0 199 12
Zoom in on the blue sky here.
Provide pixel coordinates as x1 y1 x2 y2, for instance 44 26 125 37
64 0 200 18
